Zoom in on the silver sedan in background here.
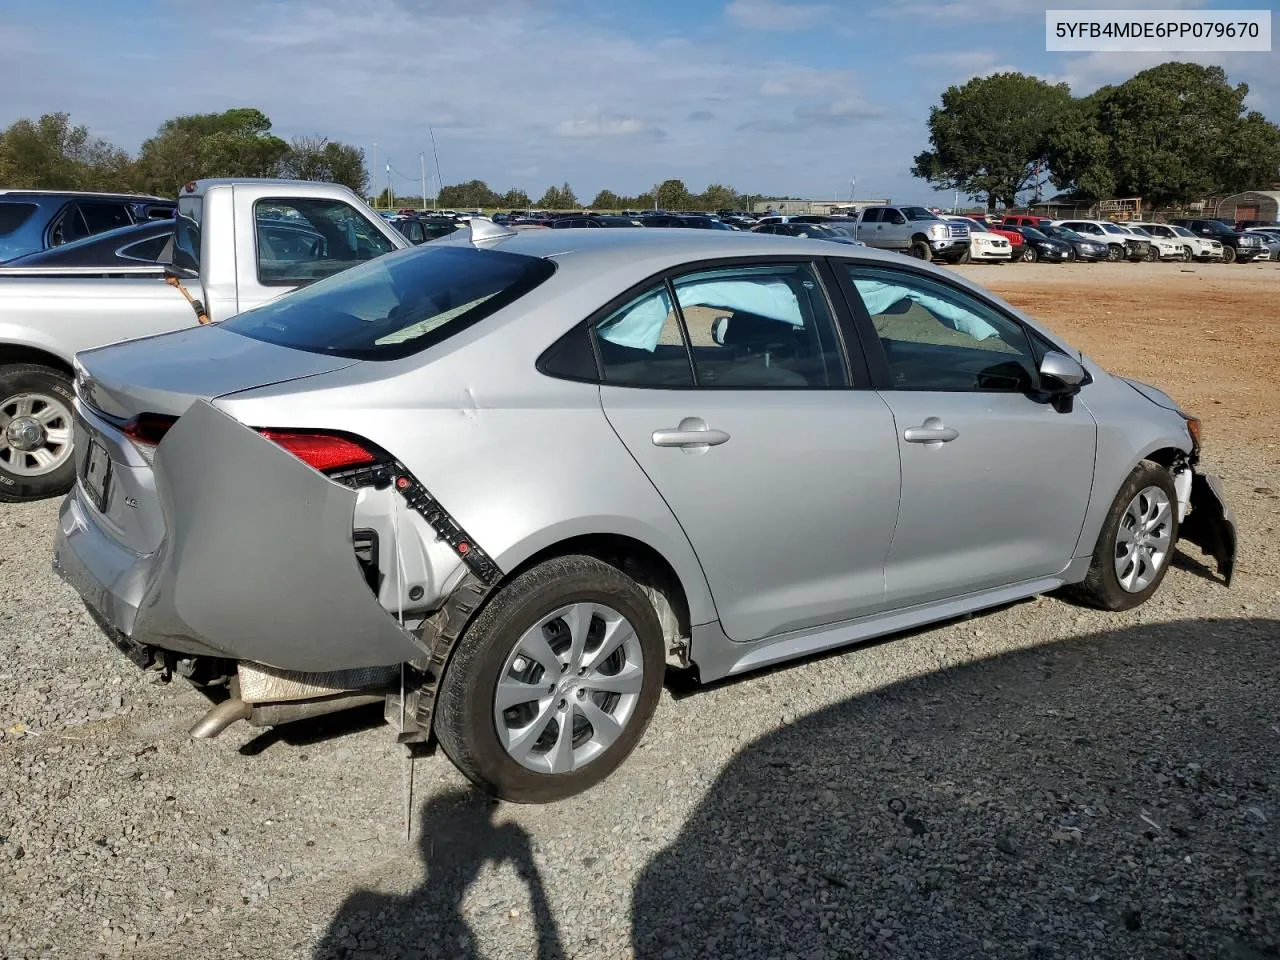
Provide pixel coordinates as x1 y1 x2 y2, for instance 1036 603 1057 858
54 225 1236 802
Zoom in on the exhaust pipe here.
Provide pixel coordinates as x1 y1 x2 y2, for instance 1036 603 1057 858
189 697 252 738
188 692 385 739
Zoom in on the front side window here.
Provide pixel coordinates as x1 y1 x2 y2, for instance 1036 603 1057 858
846 266 1037 392
254 198 397 285
860 208 882 224
223 244 555 361
50 205 90 246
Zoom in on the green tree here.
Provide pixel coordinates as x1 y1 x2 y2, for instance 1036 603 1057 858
912 72 1073 210
536 182 578 210
591 189 624 209
655 178 691 210
500 188 531 208
437 179 502 208
693 183 741 211
136 108 289 195
278 135 368 195
0 113 133 191
1043 94 1117 202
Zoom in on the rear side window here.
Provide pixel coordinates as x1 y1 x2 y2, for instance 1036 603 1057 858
222 244 556 361
50 205 90 246
860 208 881 224
0 202 37 236
119 234 170 263
79 201 132 233
255 198 397 285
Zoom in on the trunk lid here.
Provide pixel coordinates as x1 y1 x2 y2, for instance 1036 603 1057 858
76 325 360 421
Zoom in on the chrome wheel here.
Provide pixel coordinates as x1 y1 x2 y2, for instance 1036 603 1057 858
1114 485 1173 593
493 602 645 775
0 391 73 477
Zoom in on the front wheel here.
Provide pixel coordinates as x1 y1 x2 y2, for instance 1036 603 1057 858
1021 245 1037 263
1181 245 1193 262
1064 461 1178 612
435 554 666 803
907 239 932 260
1222 245 1237 264
1107 244 1124 262
0 364 77 503
957 247 971 264
1145 246 1159 262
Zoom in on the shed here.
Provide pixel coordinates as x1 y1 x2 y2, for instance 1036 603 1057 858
1216 191 1280 224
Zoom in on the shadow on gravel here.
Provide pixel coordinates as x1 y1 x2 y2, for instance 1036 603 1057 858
237 702 388 756
313 788 564 960
635 617 1279 960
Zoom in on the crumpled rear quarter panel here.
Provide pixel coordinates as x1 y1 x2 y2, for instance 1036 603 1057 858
135 400 425 671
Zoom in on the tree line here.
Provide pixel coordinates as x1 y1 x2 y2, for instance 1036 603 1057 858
414 178 760 212
0 108 368 197
913 62 1280 211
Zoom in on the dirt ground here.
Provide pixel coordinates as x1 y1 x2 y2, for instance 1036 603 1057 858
953 260 1280 448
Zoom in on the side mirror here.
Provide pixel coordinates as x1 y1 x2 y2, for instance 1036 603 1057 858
711 316 731 345
1039 351 1086 393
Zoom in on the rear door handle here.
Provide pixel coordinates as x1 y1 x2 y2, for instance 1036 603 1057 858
903 417 958 444
652 417 730 448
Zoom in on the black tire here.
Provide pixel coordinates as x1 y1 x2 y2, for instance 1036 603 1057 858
907 239 932 261
1064 461 1178 612
435 554 666 803
1106 244 1124 262
1144 245 1159 262
1222 245 1236 264
1181 245 1193 262
1021 245 1038 263
957 247 971 264
1065 248 1077 262
0 364 77 503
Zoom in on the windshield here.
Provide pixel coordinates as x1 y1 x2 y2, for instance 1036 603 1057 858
1126 226 1152 237
1050 227 1084 241
1101 223 1127 235
902 206 939 221
221 244 555 361
0 202 39 260
1171 226 1195 238
1021 227 1048 241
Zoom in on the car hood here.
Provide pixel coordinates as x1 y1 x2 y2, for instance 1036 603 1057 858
1120 376 1182 412
75 325 359 420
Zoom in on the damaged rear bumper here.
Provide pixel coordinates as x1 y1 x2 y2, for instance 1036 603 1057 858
54 400 429 673
1179 470 1237 586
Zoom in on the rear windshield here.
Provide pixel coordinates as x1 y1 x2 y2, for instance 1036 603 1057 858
221 244 556 361
0 202 37 236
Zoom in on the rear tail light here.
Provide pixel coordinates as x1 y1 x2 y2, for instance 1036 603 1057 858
122 413 178 464
258 430 379 473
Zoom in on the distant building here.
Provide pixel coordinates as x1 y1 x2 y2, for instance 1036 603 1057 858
1216 191 1280 224
752 198 891 215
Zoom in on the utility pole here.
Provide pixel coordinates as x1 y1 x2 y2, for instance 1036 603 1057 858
428 127 442 211
420 153 427 211
371 143 378 207
386 162 393 210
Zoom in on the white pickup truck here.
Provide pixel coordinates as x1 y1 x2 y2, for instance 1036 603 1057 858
0 178 408 501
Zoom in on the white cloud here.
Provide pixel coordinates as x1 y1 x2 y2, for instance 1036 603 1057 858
905 50 1022 83
554 115 663 139
724 0 834 32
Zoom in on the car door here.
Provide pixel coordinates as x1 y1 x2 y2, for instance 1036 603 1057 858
879 208 909 249
595 259 901 642
838 263 1096 607
856 207 880 245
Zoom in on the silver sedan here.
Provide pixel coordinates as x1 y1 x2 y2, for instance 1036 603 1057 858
54 223 1236 802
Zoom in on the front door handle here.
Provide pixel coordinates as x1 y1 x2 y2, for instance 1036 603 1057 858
903 417 958 444
652 416 730 448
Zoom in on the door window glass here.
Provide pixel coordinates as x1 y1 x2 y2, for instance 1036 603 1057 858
79 202 132 233
673 263 844 388
846 266 1037 392
255 198 396 285
50 206 90 246
860 208 881 224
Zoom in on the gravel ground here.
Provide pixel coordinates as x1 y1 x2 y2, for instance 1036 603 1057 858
1 266 1278 959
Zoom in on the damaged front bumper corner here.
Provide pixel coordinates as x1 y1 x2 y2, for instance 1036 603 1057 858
1179 471 1237 586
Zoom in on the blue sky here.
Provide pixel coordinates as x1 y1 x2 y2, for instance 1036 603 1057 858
1 0 1276 204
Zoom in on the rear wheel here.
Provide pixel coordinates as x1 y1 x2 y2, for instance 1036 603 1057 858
907 239 931 260
435 554 666 803
1064 461 1178 612
1222 245 1237 264
0 364 77 503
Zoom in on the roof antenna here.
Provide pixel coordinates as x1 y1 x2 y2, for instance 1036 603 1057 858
468 217 517 246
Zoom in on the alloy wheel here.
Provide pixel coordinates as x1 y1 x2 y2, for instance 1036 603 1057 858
1113 485 1173 593
0 391 73 477
493 602 645 775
